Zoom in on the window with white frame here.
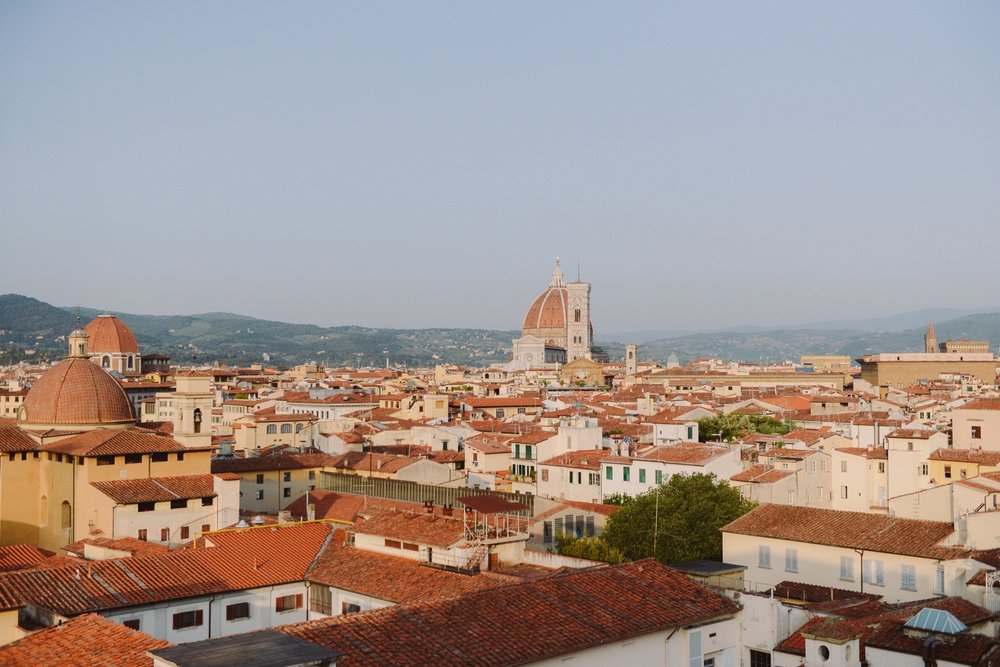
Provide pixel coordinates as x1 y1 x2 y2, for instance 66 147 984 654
840 556 854 581
785 548 798 572
863 559 885 587
901 564 916 591
935 565 945 594
759 544 771 568
840 461 847 473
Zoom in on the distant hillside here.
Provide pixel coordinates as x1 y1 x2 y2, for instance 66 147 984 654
2 294 999 368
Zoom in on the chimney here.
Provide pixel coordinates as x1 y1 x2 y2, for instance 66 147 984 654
423 500 434 514
442 503 453 517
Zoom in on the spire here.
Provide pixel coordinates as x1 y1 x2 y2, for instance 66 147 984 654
550 256 565 288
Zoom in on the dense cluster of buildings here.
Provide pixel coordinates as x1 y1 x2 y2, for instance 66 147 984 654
1 270 1000 664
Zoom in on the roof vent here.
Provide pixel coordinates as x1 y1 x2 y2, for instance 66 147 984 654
235 519 249 528
251 515 265 525
904 608 968 635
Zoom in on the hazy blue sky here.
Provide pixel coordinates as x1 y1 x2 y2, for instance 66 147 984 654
2 2 998 334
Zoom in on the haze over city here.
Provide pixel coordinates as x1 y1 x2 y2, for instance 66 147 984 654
2 2 998 332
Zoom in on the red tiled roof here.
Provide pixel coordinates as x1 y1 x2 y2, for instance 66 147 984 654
21 358 136 425
64 536 170 560
282 559 739 667
960 398 1000 411
723 504 964 560
91 474 217 504
354 507 465 548
637 443 731 465
0 613 169 666
836 447 889 459
211 452 338 474
538 449 609 470
0 523 335 615
886 428 938 439
84 315 139 354
730 465 794 484
0 426 37 453
929 449 1000 465
307 540 501 604
465 397 544 408
42 428 185 456
0 544 56 573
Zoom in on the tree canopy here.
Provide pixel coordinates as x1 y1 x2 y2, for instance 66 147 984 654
554 535 627 564
600 473 757 563
696 413 793 443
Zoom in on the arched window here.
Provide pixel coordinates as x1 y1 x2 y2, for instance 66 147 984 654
295 423 303 433
61 501 72 529
193 408 202 434
127 355 134 370
101 356 111 369
266 424 277 435
280 424 292 434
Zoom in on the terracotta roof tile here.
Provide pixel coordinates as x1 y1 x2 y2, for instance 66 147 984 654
353 507 466 548
282 559 739 667
91 474 217 504
0 613 169 666
42 428 186 456
21 358 135 425
84 315 139 354
723 504 964 560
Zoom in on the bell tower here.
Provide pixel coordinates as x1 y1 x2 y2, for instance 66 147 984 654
925 321 937 354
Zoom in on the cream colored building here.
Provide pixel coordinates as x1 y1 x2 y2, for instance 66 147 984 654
951 398 1000 450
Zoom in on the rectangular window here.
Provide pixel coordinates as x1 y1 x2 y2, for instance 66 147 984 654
124 454 142 464
554 517 564 535
342 601 362 615
688 630 702 667
935 565 945 594
525 445 533 460
541 468 549 482
308 470 316 480
543 521 553 544
170 499 188 509
921 463 929 475
749 649 772 667
180 526 189 540
605 466 613 480
820 459 827 472
123 619 141 631
138 529 147 541
878 461 885 473
172 609 204 630
841 485 848 499
840 556 854 581
151 452 168 463
589 472 599 485
275 594 303 613
201 496 213 506
202 524 210 533
256 474 264 484
758 544 771 568
177 452 184 461
226 602 250 621
944 466 952 479
384 539 401 549
586 516 595 537
283 487 291 498
901 564 916 591
255 490 264 500
639 469 646 484
840 461 847 473
623 467 630 482
96 455 116 466
972 425 982 439
495 408 505 418
283 472 291 482
809 460 816 472
655 470 663 485
311 586 332 615
785 548 798 572
514 444 520 459
161 528 169 542
863 559 885 587
137 502 155 512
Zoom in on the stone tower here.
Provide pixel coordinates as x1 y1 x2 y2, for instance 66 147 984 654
925 321 937 354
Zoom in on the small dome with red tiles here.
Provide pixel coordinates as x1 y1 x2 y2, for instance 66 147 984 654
19 357 135 428
84 315 139 354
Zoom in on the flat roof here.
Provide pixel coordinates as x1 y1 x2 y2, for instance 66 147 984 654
149 630 342 667
668 559 746 576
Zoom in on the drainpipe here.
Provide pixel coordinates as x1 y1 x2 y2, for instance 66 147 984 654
854 548 865 595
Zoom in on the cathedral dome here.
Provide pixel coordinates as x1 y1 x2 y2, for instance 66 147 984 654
523 286 568 333
522 259 569 336
19 357 135 427
85 315 139 354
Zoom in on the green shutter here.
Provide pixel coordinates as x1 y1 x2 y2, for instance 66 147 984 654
605 466 612 480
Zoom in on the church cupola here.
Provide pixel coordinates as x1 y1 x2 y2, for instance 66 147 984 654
68 326 89 358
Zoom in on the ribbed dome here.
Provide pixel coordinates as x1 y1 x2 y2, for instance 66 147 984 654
20 358 135 426
85 315 139 354
522 286 568 332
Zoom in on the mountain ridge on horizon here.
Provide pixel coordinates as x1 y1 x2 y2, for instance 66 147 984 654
1 293 998 367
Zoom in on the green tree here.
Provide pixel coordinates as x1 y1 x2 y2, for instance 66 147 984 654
554 535 627 563
697 413 794 442
601 473 757 563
